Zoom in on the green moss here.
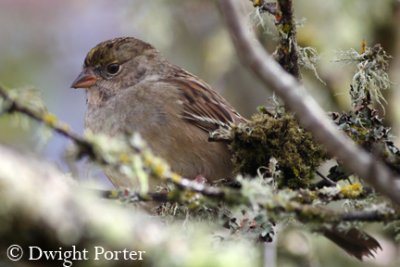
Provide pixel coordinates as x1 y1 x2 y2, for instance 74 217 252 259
230 113 327 188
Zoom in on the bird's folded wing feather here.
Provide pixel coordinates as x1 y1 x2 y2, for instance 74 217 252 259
162 73 245 133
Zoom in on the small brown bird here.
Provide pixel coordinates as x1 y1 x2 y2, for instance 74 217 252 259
71 37 380 260
71 37 244 187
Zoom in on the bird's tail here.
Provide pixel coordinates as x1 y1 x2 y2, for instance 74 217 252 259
321 226 381 260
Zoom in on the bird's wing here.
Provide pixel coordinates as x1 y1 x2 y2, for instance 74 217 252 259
162 72 245 133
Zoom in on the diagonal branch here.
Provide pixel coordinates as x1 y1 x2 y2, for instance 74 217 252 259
0 86 226 199
218 0 400 205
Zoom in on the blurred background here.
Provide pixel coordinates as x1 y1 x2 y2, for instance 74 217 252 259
0 0 399 266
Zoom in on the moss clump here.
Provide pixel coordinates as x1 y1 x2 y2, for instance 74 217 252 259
230 113 327 188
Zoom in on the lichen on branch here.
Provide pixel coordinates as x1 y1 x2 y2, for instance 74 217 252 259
229 112 327 188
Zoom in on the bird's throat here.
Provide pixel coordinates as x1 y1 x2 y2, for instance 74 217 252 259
86 89 113 107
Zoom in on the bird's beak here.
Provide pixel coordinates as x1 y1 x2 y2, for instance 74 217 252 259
71 69 97 89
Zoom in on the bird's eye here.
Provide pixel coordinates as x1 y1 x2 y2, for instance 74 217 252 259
106 63 121 75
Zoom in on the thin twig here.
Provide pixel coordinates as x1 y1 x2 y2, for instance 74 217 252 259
316 170 337 186
340 210 398 222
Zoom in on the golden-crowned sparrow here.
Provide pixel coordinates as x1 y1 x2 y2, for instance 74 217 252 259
71 37 380 259
71 37 245 187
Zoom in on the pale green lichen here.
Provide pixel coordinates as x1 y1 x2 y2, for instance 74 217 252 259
336 44 391 110
297 46 325 84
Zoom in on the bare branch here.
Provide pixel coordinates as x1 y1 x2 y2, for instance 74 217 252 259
218 0 400 205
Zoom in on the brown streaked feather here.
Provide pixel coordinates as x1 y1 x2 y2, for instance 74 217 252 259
321 226 381 260
162 70 246 133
